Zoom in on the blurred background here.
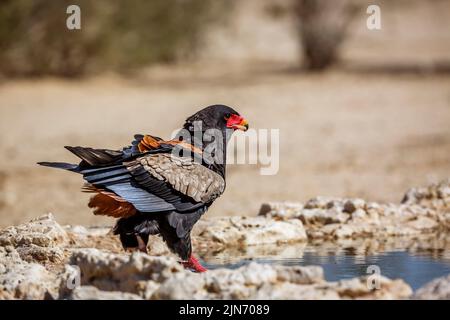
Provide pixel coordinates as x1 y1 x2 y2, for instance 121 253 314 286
0 0 449 227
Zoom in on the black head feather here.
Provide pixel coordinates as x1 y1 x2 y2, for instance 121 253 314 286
183 104 240 131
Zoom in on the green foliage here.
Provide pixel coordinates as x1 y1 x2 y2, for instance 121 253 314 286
0 0 229 77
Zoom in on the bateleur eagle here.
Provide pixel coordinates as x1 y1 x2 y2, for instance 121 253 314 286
38 105 248 272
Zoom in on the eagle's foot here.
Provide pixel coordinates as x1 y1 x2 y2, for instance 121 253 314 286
124 235 148 254
180 255 207 273
136 235 148 254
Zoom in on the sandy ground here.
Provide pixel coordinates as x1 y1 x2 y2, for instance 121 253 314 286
0 0 449 227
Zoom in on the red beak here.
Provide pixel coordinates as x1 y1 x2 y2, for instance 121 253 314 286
226 114 249 131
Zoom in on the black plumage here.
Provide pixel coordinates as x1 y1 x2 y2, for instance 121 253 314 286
38 104 248 272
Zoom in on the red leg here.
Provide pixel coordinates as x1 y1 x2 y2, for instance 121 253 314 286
180 255 207 273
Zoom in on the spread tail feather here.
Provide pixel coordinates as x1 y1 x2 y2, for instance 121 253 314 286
37 162 79 171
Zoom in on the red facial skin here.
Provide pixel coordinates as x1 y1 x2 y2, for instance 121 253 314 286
181 255 208 273
226 114 249 131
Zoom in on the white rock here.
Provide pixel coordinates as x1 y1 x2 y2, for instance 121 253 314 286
152 263 324 300
414 274 450 300
0 247 58 299
0 213 67 263
352 209 367 220
199 217 307 246
406 216 438 231
68 286 143 300
68 249 182 296
334 225 355 238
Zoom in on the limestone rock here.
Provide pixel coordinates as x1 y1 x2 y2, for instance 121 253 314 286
0 246 58 299
152 262 324 299
0 213 67 247
406 216 439 231
68 249 183 297
15 245 65 264
258 202 304 219
67 286 143 300
297 208 350 226
402 179 450 209
261 180 450 241
304 197 345 210
152 262 411 300
0 213 67 263
198 217 307 247
253 282 341 299
330 276 412 299
1 180 448 300
413 274 450 300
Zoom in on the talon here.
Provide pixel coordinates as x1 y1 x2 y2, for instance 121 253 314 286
136 235 148 254
180 255 207 273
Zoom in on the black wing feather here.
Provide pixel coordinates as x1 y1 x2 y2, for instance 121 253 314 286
82 163 204 213
65 146 123 166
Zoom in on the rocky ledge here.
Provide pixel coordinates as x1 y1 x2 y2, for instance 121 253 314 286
0 180 449 300
258 179 450 240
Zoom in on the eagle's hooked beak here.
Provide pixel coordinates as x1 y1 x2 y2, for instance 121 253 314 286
226 114 249 131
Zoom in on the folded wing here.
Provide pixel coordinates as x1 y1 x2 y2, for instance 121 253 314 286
82 152 225 216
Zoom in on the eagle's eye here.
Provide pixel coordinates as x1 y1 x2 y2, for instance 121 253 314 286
224 113 231 120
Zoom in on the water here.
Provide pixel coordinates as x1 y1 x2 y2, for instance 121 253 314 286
203 245 450 290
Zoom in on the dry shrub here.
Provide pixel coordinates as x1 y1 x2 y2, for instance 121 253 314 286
295 0 359 70
0 0 229 77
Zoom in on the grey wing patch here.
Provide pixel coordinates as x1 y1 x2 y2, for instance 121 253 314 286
126 153 225 203
107 182 176 212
